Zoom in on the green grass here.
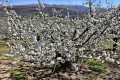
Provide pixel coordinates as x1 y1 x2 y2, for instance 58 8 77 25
100 39 113 48
91 65 106 73
98 38 120 51
11 69 27 80
0 45 7 49
86 60 102 66
0 46 9 53
0 56 10 60
86 60 106 73
0 39 26 53
0 40 9 53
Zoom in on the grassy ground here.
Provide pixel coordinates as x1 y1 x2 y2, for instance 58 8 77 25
98 39 120 52
0 39 120 80
0 40 22 80
0 40 9 54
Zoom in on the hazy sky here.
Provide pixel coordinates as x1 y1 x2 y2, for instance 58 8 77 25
1 0 120 7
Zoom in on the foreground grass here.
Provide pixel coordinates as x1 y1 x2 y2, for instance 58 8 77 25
0 39 120 79
0 40 9 54
97 38 120 52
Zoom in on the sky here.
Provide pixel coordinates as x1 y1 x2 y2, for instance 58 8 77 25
1 0 120 7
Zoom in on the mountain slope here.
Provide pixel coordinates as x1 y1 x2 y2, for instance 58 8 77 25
0 4 88 18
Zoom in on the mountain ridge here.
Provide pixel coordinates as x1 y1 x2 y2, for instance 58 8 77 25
0 4 88 18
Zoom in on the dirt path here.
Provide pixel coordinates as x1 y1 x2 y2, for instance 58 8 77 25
0 58 19 80
0 64 11 80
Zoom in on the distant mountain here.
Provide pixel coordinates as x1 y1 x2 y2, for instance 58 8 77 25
0 4 89 18
45 4 89 13
13 4 89 13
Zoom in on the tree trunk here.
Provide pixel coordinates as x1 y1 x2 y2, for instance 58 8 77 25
89 0 93 17
112 30 118 53
113 37 118 53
